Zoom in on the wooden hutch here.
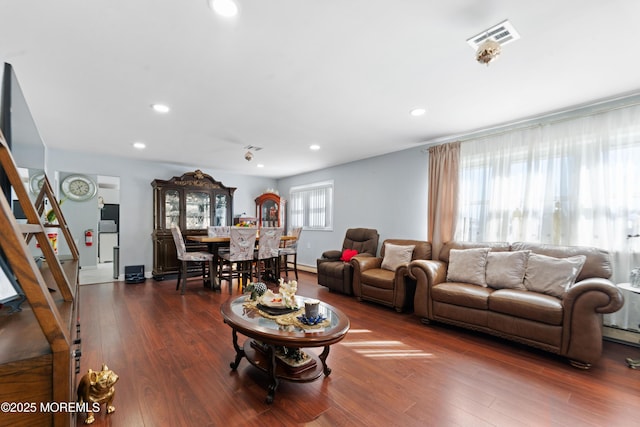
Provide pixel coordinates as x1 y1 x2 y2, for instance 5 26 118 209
255 191 286 230
151 170 235 280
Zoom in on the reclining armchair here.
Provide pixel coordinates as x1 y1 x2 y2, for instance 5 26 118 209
317 228 379 295
352 239 432 312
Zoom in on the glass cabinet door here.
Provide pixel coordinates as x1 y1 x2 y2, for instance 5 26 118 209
260 199 279 227
215 194 229 226
185 191 211 230
164 189 181 229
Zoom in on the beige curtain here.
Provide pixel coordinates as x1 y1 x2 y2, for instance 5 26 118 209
428 142 460 260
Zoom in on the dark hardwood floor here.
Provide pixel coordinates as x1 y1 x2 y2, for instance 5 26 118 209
78 271 640 426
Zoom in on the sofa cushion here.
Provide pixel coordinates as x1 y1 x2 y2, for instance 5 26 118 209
486 250 529 290
447 247 490 287
439 241 510 263
511 241 612 281
524 253 587 298
381 243 415 271
432 282 492 309
361 268 396 290
489 289 563 325
340 249 358 262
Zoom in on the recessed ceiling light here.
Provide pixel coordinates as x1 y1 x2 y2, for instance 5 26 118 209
257 164 265 168
208 0 238 17
410 108 426 117
133 142 146 150
151 104 170 113
309 144 321 151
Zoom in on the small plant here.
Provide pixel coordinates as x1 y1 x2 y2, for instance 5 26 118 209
45 198 66 224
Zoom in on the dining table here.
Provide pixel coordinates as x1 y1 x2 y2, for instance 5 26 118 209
187 233 297 288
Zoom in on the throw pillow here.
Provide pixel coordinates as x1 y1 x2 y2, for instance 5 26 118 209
486 250 530 290
340 249 358 262
381 243 415 271
446 247 490 287
523 253 587 298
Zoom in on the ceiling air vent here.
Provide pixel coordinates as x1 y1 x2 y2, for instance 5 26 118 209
466 19 520 50
243 144 263 151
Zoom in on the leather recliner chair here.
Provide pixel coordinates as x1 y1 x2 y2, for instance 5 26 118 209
352 239 432 312
316 228 379 295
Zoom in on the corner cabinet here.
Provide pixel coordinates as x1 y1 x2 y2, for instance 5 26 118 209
255 192 286 230
151 170 235 280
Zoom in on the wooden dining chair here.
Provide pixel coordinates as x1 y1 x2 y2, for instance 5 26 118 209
170 225 215 294
279 226 302 280
218 227 257 294
254 227 283 283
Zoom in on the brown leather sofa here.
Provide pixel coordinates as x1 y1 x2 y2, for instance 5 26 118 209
317 228 379 295
351 239 431 312
409 241 624 369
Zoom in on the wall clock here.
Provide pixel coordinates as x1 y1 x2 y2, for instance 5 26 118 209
29 172 46 195
61 174 97 201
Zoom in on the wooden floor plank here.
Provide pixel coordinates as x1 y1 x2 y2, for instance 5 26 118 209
77 272 640 426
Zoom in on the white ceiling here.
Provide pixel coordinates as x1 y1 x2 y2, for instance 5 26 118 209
2 0 640 178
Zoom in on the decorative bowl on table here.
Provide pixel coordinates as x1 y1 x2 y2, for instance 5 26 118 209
258 290 285 307
297 314 327 326
256 290 299 315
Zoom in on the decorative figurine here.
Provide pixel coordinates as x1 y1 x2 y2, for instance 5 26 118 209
77 364 119 424
278 278 298 308
245 282 268 300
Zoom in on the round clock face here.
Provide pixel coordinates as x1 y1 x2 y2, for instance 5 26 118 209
29 172 46 195
61 174 97 201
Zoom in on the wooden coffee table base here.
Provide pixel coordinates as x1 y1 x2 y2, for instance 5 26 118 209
229 330 332 403
221 296 349 404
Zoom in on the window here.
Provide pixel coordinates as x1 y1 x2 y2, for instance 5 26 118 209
289 181 333 231
454 103 640 284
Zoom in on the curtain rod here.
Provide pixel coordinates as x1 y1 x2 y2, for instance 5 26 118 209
422 90 640 147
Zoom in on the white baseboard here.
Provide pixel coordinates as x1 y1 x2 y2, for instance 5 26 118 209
297 264 317 274
603 325 640 348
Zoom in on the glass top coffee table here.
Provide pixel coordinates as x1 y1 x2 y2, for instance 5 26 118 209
220 295 350 403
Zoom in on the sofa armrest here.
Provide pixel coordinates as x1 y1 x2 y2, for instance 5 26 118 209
350 255 380 298
408 259 447 320
319 249 342 261
351 256 383 272
561 278 625 366
395 264 411 278
564 278 624 314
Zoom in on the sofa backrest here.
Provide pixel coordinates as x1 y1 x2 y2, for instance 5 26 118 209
511 242 612 280
438 241 510 263
381 239 432 261
342 228 380 256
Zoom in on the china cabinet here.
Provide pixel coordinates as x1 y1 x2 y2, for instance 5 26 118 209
255 192 286 230
151 170 235 279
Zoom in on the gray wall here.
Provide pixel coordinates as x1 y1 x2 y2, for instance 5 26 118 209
47 145 429 276
276 147 429 269
56 171 99 267
47 148 277 276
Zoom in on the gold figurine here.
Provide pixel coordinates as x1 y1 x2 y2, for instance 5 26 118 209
77 364 119 424
626 358 640 369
